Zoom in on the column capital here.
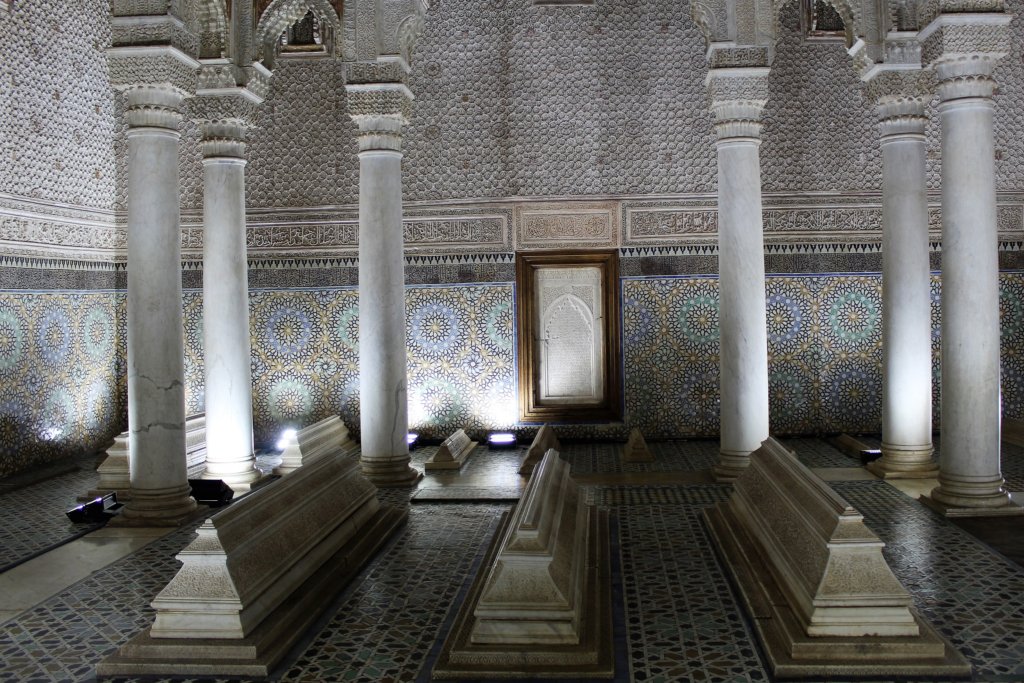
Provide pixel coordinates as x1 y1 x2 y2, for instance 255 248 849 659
345 80 413 153
705 67 770 141
191 88 263 160
920 12 1011 97
864 68 933 138
123 85 186 131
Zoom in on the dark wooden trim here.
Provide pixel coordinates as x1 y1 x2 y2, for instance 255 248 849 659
515 250 622 423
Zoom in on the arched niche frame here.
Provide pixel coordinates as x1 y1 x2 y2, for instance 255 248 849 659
515 250 622 424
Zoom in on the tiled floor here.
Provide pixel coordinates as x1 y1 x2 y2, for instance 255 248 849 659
1 439 1024 682
0 462 102 572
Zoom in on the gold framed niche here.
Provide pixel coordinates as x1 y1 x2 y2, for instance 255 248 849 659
516 250 621 423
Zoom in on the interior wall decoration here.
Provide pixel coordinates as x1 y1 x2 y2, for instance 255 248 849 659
516 251 622 423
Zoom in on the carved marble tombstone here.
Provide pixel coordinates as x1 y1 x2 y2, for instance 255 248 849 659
623 427 654 463
704 438 970 678
518 424 561 476
425 428 478 471
435 448 613 678
274 415 354 475
97 450 406 677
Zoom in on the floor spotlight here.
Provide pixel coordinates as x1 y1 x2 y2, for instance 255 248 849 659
860 449 883 464
407 433 420 450
188 479 234 507
66 492 122 523
487 432 517 449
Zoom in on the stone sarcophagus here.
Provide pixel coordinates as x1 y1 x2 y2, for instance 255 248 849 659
97 450 406 677
435 448 612 679
517 424 560 476
704 437 969 678
83 413 207 501
274 415 353 475
425 428 478 471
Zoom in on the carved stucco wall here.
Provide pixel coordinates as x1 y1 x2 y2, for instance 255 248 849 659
188 0 1024 212
0 0 116 209
3 0 1024 230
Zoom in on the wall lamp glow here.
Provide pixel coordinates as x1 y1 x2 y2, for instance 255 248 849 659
487 432 517 449
276 428 297 451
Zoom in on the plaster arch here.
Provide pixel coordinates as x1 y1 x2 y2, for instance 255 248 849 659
196 0 230 59
255 0 343 69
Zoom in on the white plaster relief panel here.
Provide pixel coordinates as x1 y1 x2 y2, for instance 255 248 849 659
536 266 604 405
174 206 510 259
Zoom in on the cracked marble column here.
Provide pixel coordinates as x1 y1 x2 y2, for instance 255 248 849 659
119 85 197 524
346 80 421 487
707 68 771 482
866 66 938 479
921 14 1020 513
196 115 261 491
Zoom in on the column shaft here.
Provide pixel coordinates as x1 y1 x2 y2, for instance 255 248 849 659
121 87 196 524
716 136 770 479
872 99 937 477
932 65 1009 508
200 133 259 489
353 114 421 486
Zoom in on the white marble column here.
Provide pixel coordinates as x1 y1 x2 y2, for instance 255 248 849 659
198 118 260 490
921 14 1018 513
346 81 421 487
708 69 771 482
867 69 938 479
119 86 197 524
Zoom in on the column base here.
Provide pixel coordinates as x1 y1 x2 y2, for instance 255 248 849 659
921 493 1023 518
112 483 199 527
360 455 423 488
924 475 1022 517
713 451 752 483
866 442 938 480
201 461 264 493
